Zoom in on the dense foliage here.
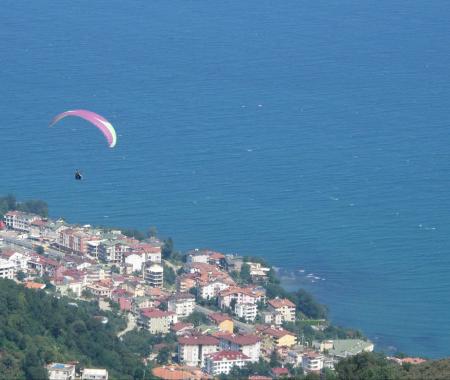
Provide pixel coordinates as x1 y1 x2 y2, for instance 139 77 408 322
334 352 450 380
0 279 152 380
0 194 48 218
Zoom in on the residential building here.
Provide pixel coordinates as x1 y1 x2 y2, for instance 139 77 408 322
124 252 144 272
178 335 219 367
261 311 283 326
218 333 261 362
167 293 196 318
205 351 251 375
209 313 234 333
144 263 163 288
86 283 112 298
176 274 197 293
247 262 271 281
138 308 177 334
271 367 290 378
235 302 257 322
47 363 76 380
302 352 324 373
187 249 209 264
4 211 40 232
313 339 374 360
267 298 296 322
256 326 297 347
198 280 230 300
81 368 108 380
58 228 99 255
0 258 15 279
152 365 206 380
0 249 29 272
218 286 264 309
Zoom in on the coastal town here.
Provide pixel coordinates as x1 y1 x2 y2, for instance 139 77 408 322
0 209 418 380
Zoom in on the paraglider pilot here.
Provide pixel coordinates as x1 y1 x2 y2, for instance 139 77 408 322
75 170 82 180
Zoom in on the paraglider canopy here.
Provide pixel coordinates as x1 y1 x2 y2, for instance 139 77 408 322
50 109 117 148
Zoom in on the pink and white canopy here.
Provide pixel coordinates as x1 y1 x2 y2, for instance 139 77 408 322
50 109 117 148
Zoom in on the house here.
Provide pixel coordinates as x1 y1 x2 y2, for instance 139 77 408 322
46 363 76 380
224 254 244 272
313 339 374 360
124 252 144 272
217 333 261 363
178 335 219 367
81 368 108 380
133 243 162 263
24 281 46 290
247 262 271 281
0 249 29 272
256 326 297 347
176 274 197 293
118 297 132 312
152 365 206 380
261 311 283 326
267 298 296 323
271 367 290 378
205 351 251 375
58 228 100 255
131 296 156 315
209 313 234 333
167 293 196 318
171 322 195 336
235 303 257 322
302 352 324 373
218 286 264 309
198 280 230 300
187 249 210 264
138 308 177 334
0 258 15 279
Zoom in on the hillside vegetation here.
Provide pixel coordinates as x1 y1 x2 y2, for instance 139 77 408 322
0 279 150 380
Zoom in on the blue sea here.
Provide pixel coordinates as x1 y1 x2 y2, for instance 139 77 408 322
2 0 450 358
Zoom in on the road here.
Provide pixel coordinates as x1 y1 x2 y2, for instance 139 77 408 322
0 231 65 260
194 304 255 334
118 313 137 338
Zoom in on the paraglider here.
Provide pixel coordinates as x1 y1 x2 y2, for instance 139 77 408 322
50 109 117 180
50 109 117 148
74 170 83 181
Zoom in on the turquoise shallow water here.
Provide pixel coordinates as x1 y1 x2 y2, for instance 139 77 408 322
1 0 450 358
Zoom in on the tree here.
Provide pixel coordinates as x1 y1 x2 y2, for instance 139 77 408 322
184 311 210 327
163 264 176 287
111 265 120 274
269 350 281 367
292 289 328 319
156 347 171 364
35 245 45 255
147 226 158 238
162 238 174 260
239 263 252 284
16 271 26 282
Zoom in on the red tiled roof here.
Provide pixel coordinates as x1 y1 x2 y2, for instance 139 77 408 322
268 298 295 309
171 322 194 332
207 350 250 362
118 297 131 311
272 367 289 376
24 282 46 290
209 313 232 324
219 333 261 346
141 308 174 319
178 335 219 346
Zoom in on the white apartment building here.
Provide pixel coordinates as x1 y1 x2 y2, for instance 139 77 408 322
4 211 40 232
302 352 324 373
144 264 163 288
178 335 219 367
219 334 261 363
81 368 108 380
235 303 257 322
167 293 196 318
0 258 15 279
205 351 251 375
267 298 296 322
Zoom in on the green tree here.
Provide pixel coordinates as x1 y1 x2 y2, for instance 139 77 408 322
16 271 26 282
156 347 171 364
240 263 252 284
35 245 45 255
184 311 210 327
163 264 176 287
162 238 174 260
147 226 158 238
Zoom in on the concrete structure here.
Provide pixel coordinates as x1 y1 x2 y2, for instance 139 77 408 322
46 363 76 380
256 326 297 347
144 263 163 288
4 211 40 232
218 334 261 363
0 258 15 279
267 298 296 323
168 293 196 318
261 311 283 326
205 351 251 375
209 313 234 333
235 302 257 322
198 280 230 300
178 335 219 367
313 339 374 359
302 352 324 373
81 368 108 380
138 308 177 334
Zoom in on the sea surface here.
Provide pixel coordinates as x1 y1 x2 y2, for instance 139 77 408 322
1 1 450 358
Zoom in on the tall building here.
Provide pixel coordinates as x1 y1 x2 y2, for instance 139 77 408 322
144 263 163 288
